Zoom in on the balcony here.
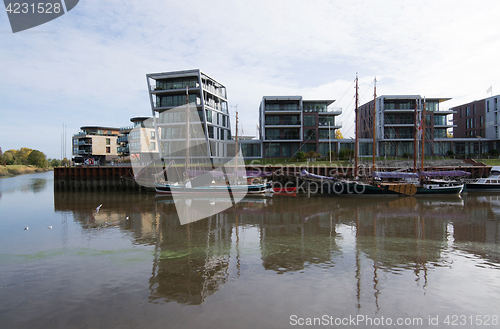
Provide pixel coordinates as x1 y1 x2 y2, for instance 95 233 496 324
118 146 129 154
265 107 301 112
117 136 129 143
202 84 227 99
264 136 301 141
265 121 302 126
319 109 342 115
383 134 414 140
318 121 342 128
384 119 415 125
75 149 92 155
120 126 133 132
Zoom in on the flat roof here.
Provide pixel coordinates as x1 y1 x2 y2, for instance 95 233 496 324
380 95 451 103
263 96 302 101
130 117 151 122
146 69 226 88
80 126 120 131
303 99 335 106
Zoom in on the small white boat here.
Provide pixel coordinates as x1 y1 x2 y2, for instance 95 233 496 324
466 166 500 192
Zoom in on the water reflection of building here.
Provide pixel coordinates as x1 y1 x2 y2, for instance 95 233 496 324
149 202 232 305
54 191 159 240
233 196 341 274
453 194 500 264
53 191 500 308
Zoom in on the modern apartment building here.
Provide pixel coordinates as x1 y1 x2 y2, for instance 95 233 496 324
72 126 120 165
358 95 455 157
118 117 158 162
259 96 342 158
451 95 500 154
146 69 234 164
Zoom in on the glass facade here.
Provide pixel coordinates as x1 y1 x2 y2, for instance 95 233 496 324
155 77 198 90
283 129 300 140
241 143 261 157
156 94 199 108
303 129 316 140
303 102 328 112
265 102 300 111
318 116 335 126
304 115 316 127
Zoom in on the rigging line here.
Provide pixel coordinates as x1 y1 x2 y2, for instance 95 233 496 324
342 78 376 137
335 79 356 120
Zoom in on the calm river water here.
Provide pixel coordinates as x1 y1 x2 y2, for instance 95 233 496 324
1 171 499 328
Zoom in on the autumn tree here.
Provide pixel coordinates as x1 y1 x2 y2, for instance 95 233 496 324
1 149 17 165
16 147 34 165
335 130 344 139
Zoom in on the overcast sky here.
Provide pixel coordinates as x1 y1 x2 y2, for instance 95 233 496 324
1 0 500 158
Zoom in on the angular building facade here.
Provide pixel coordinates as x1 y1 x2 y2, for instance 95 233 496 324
259 96 342 158
358 95 455 157
451 95 500 154
146 69 233 164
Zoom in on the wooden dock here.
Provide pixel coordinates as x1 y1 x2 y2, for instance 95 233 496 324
53 164 490 191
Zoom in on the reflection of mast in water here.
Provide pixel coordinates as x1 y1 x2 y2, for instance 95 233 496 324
148 211 230 305
414 210 428 289
355 207 361 310
234 205 241 277
372 207 380 313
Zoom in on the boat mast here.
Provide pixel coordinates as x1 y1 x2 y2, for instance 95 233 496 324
185 87 190 175
421 97 426 171
235 107 239 172
413 99 418 173
372 77 377 174
355 74 359 177
329 122 332 166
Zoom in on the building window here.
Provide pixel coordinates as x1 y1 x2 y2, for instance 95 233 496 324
106 138 110 145
480 116 484 127
265 144 280 157
466 106 470 116
283 129 299 140
487 101 490 112
106 147 111 153
281 144 292 157
304 129 316 140
473 105 476 115
151 131 155 140
265 129 280 140
265 116 280 125
150 142 156 151
304 115 316 127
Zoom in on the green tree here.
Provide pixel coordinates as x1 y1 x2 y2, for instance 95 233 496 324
1 149 16 165
27 150 47 168
17 147 34 165
49 158 61 167
61 158 70 166
296 151 306 161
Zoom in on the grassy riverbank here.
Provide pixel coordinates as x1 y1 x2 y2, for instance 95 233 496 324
0 165 52 178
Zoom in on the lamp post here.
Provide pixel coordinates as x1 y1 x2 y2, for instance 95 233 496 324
478 135 481 160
